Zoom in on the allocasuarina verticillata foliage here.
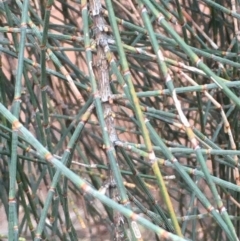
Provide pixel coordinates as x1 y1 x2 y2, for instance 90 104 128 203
0 0 240 240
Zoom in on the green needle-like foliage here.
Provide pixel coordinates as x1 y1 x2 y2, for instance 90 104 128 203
0 0 240 240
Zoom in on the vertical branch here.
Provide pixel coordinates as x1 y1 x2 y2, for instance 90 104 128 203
40 0 55 151
89 1 142 240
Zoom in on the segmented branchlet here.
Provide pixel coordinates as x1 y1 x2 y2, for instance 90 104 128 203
89 0 141 240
